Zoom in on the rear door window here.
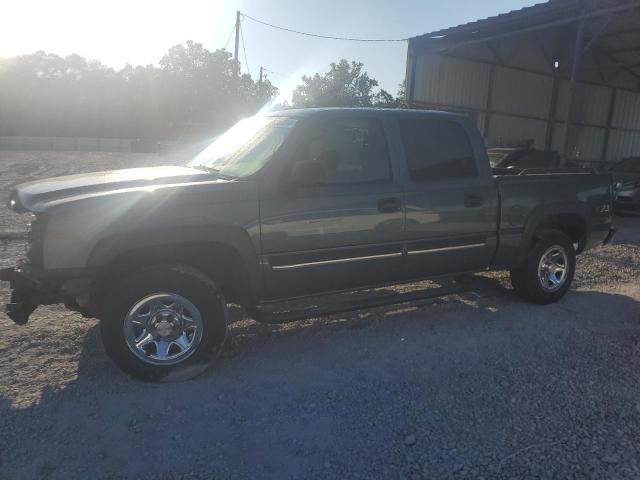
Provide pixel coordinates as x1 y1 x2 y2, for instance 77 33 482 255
399 119 477 181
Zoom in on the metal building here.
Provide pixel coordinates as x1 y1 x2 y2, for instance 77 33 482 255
405 0 640 166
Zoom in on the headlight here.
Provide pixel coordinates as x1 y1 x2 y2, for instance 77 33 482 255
621 183 639 192
8 192 28 213
23 213 35 257
26 214 47 267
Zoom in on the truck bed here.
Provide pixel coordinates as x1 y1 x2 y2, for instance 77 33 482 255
491 169 614 267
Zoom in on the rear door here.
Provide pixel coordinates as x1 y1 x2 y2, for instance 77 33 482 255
259 115 405 299
394 116 499 278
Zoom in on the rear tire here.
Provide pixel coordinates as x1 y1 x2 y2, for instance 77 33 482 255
99 263 227 381
510 230 576 304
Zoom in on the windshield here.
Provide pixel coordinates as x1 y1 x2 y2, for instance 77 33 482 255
611 157 640 172
487 149 518 167
189 115 297 178
497 150 528 168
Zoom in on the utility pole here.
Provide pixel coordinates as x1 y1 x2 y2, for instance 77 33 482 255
259 66 264 85
234 10 241 76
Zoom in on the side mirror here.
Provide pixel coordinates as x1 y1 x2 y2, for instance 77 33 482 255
289 160 326 187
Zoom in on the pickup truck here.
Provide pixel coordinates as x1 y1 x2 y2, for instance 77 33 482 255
1 108 615 380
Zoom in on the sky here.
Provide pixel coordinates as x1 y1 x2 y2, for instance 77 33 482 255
1 0 539 97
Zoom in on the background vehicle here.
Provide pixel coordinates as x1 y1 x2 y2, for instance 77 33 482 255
1 108 615 380
610 157 640 211
492 147 581 170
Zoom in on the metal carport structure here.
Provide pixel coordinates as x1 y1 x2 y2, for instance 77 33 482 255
406 0 640 166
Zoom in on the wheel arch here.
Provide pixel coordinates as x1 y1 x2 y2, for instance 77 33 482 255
87 225 261 311
517 203 589 264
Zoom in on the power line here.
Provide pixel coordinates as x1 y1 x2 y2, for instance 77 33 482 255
241 12 408 42
262 67 286 77
239 20 251 76
223 22 236 50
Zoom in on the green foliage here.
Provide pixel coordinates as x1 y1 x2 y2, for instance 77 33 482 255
397 79 407 100
0 42 277 139
291 59 403 108
0 48 405 140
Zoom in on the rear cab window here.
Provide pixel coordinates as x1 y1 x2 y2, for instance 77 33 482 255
398 118 478 182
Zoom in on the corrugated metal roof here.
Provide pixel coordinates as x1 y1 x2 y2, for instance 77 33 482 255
417 0 578 39
410 0 640 80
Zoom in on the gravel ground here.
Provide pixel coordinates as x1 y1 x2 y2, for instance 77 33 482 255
1 152 640 480
0 151 181 232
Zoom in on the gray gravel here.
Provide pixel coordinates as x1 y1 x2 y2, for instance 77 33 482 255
1 153 640 479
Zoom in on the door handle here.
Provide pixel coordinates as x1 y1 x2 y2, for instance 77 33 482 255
464 194 483 208
378 197 402 213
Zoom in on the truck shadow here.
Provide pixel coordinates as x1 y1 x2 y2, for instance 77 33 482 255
221 272 514 357
2 283 640 479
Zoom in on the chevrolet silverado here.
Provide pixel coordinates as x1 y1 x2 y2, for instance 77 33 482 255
1 108 615 379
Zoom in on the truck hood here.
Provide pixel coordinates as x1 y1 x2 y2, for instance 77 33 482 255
612 171 640 188
9 165 215 212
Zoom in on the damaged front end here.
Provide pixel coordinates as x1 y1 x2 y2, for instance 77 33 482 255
1 213 50 324
0 266 47 324
1 213 93 325
1 263 95 325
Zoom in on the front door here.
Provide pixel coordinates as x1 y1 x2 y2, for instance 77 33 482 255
393 116 499 279
259 115 405 300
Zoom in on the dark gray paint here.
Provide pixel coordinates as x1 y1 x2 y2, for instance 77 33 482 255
4 108 615 314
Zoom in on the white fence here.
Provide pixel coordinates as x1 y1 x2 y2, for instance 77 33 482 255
0 136 138 152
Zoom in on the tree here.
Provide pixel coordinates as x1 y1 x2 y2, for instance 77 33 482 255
291 59 406 109
372 80 408 108
373 89 395 106
0 41 279 139
159 41 277 133
292 59 381 108
397 80 407 101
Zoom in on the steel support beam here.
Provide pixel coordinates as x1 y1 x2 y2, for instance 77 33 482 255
581 16 613 54
437 51 640 93
608 45 640 54
407 53 418 107
483 64 496 140
410 98 640 135
560 16 586 165
594 47 640 83
601 88 618 163
545 75 560 150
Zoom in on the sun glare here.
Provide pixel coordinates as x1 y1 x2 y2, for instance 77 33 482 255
0 0 229 68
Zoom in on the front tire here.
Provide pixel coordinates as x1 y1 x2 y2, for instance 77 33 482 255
99 264 227 381
510 230 576 304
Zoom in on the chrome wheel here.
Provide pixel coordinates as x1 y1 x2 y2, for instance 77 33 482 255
123 293 204 366
537 245 568 292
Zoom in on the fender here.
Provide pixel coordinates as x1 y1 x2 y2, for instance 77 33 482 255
87 224 262 303
516 201 589 265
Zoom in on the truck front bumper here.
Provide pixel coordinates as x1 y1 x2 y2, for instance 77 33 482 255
1 265 96 325
0 267 43 325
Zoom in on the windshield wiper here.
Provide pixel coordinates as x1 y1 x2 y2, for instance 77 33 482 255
192 165 237 180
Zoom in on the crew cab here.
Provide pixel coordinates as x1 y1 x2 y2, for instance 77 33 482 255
1 108 615 380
